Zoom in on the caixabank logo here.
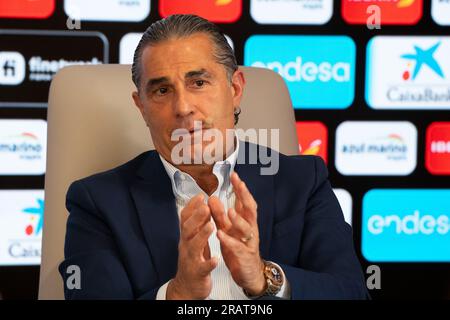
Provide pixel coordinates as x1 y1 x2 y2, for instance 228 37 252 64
245 35 356 109
0 190 44 266
362 189 450 262
0 30 109 107
366 36 450 110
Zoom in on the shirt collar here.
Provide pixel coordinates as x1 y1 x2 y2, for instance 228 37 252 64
159 131 240 200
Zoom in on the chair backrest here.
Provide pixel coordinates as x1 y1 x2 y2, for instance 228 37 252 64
38 64 298 299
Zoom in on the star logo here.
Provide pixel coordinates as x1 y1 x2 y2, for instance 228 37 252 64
401 41 444 81
23 198 44 236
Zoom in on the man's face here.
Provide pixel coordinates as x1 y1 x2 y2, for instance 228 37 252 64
132 33 245 165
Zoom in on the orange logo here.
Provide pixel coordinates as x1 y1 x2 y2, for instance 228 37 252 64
0 0 55 19
342 0 422 25
296 121 328 164
159 0 242 23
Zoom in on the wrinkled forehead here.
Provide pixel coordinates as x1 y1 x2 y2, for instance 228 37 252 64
140 33 223 79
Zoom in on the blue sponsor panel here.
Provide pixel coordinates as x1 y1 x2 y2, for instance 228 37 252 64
362 189 450 262
244 35 356 109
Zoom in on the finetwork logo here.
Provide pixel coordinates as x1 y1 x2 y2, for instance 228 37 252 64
0 190 44 266
0 52 26 85
362 189 450 262
250 0 333 25
0 120 47 175
366 36 450 109
335 121 417 175
342 0 423 25
28 56 102 82
245 35 355 109
426 122 450 175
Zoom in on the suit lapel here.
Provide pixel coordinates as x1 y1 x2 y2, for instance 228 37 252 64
130 151 179 283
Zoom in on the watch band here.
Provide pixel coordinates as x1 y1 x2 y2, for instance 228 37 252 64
244 260 284 298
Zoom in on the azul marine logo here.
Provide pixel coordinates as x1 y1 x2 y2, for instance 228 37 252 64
0 132 44 160
0 120 47 175
341 133 408 160
366 36 450 109
362 189 450 262
335 121 417 176
245 35 355 109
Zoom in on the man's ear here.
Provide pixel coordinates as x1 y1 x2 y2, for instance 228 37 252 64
231 68 246 108
132 91 149 127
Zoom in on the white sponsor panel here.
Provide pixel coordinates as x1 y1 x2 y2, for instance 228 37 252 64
250 0 333 25
335 121 417 175
432 0 450 26
119 33 142 64
366 36 450 109
64 0 150 22
333 188 352 226
0 190 44 266
0 120 47 175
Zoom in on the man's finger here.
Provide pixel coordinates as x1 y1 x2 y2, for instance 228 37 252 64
190 221 214 255
182 204 211 240
198 256 218 277
180 193 205 225
228 207 254 239
208 196 232 231
231 172 257 221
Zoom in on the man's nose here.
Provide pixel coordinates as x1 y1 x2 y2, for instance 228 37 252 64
173 89 195 118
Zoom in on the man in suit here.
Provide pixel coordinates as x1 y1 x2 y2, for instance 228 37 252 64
59 14 368 300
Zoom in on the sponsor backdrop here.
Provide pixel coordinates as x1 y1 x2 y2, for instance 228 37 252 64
0 0 449 299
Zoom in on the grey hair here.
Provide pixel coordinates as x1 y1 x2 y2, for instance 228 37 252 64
131 14 238 90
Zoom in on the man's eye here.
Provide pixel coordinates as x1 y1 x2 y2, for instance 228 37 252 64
155 87 168 95
195 80 205 87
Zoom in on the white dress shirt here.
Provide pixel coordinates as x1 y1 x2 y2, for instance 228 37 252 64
156 138 290 300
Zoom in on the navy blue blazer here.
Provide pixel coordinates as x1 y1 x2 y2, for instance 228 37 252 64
59 142 368 299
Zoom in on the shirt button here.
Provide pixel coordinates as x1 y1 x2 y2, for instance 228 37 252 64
180 174 186 181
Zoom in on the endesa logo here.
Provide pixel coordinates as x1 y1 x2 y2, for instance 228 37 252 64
362 189 450 262
366 36 450 110
245 35 355 109
426 122 450 175
342 0 423 25
296 121 328 164
335 121 417 176
0 0 55 19
159 0 242 23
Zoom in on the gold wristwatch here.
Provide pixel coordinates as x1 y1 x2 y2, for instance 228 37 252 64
245 260 284 298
